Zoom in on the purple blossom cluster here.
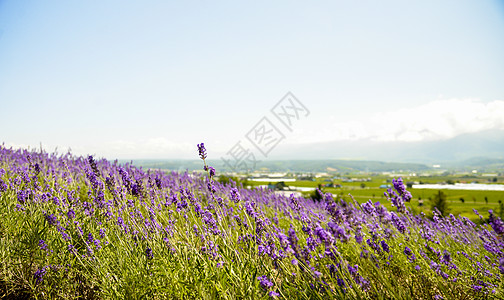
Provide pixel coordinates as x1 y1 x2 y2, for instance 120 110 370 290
384 177 412 213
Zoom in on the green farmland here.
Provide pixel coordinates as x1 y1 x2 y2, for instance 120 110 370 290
247 175 504 223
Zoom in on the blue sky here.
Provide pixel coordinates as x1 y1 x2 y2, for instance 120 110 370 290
1 0 503 160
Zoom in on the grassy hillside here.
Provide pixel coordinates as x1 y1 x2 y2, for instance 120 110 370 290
1 145 503 299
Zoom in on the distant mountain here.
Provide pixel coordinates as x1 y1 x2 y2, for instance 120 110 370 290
128 159 429 173
273 129 504 164
125 130 504 173
442 157 504 172
127 157 504 174
119 159 204 172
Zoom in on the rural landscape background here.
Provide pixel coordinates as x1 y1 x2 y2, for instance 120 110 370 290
1 0 504 299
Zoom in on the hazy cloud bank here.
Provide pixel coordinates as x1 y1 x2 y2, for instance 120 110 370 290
300 98 504 143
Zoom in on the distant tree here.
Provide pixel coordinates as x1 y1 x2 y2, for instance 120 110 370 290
276 181 287 190
473 196 476 203
360 183 366 189
217 175 238 186
446 179 455 185
493 177 498 183
406 182 413 188
310 184 324 202
459 197 465 203
485 196 488 204
431 190 449 216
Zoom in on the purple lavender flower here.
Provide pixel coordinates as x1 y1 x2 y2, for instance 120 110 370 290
384 178 413 212
337 277 346 287
361 200 375 215
441 250 451 265
355 233 363 244
67 209 75 219
290 193 301 211
230 188 241 203
197 143 207 160
33 163 41 174
366 239 379 252
380 240 390 253
0 178 8 195
391 213 406 233
258 275 274 290
348 264 358 276
105 175 116 191
268 291 279 297
119 168 132 191
314 224 335 245
327 222 349 242
244 201 256 217
87 155 100 177
17 190 29 204
34 266 47 285
472 285 483 292
208 166 216 177
44 213 58 226
131 180 144 197
146 247 154 260
87 233 94 244
68 244 76 255
488 210 504 235
392 177 412 202
207 182 216 194
39 240 48 251
154 176 162 189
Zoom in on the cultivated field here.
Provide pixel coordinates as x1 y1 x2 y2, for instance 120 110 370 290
248 177 504 223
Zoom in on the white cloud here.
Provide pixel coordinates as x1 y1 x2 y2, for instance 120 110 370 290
371 99 504 141
293 98 504 143
2 142 75 154
2 139 196 159
98 138 195 159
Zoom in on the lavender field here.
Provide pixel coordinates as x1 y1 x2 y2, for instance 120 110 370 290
0 143 503 299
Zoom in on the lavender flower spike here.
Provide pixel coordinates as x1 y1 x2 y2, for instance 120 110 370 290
197 143 207 160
